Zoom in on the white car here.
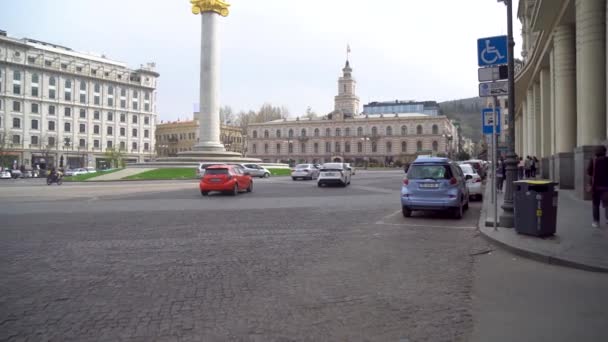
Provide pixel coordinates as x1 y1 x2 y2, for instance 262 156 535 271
0 170 12 179
85 167 97 173
196 163 223 178
291 164 320 180
344 163 356 175
317 162 351 187
459 163 483 200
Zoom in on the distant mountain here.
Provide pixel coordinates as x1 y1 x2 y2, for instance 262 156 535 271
439 97 485 142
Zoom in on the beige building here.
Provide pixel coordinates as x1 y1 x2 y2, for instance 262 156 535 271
155 118 244 157
0 31 158 169
515 0 608 198
246 60 458 166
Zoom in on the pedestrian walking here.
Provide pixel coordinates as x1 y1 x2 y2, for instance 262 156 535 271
529 156 537 178
587 145 608 228
496 158 505 192
524 156 531 178
518 157 524 180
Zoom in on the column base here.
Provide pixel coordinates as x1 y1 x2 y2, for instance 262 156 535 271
549 155 556 181
554 152 574 189
574 146 602 200
541 157 550 179
192 141 227 153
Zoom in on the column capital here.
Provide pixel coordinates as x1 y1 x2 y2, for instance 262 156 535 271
191 0 230 16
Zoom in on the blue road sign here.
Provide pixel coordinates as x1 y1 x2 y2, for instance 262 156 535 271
482 108 501 135
477 36 508 67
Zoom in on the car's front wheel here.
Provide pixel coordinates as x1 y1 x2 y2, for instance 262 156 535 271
247 181 253 193
402 206 412 217
263 173 270 178
317 182 323 187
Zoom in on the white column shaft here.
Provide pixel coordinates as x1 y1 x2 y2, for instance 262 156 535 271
576 0 607 146
540 68 552 158
554 25 577 153
526 88 535 157
533 82 542 157
522 99 528 157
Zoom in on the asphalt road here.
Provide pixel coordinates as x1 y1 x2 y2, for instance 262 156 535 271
0 171 484 341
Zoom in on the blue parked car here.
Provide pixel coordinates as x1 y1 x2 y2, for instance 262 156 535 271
401 157 470 219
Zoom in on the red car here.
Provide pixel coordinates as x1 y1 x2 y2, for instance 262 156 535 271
199 164 253 196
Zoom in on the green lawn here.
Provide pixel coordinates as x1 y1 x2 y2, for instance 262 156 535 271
64 168 124 182
124 168 196 180
267 168 291 176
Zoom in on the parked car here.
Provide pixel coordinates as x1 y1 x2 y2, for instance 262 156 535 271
345 163 356 175
8 169 22 179
291 164 320 180
401 157 469 219
462 160 486 179
63 169 76 177
199 164 253 196
0 170 12 179
459 163 483 200
196 163 222 178
317 163 351 187
239 164 271 178
85 167 97 173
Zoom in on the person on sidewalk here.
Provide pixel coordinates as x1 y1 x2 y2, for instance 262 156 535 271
524 156 531 178
518 157 525 180
529 156 537 178
587 145 608 228
496 158 505 192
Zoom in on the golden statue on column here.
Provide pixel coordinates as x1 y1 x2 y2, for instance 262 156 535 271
190 0 230 16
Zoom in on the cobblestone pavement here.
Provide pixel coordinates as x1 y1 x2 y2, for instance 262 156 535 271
0 171 484 341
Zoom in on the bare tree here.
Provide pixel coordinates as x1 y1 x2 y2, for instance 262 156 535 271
304 106 318 119
0 132 10 168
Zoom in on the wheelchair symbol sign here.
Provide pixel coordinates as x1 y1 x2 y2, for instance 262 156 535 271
477 36 508 67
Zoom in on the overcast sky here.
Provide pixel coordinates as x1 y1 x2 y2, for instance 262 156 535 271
2 0 521 121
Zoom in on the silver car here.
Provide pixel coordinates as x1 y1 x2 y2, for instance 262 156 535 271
239 164 271 178
291 164 320 180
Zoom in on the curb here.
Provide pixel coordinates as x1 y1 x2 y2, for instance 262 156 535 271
477 183 608 273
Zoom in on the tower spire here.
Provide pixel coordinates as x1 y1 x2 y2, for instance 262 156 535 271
346 44 351 64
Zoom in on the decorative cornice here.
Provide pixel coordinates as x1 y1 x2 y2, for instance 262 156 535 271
190 0 230 17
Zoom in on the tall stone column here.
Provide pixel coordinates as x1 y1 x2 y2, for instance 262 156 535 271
521 99 528 157
526 88 535 158
540 68 552 178
553 24 576 188
533 82 542 158
549 49 557 180
575 0 606 199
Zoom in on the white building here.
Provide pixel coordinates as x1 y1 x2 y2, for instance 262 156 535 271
0 31 159 169
246 59 458 165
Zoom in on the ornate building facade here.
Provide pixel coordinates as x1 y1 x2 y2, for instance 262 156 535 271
246 60 458 166
0 31 158 169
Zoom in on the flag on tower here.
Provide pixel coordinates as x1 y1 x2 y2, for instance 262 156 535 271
347 44 351 53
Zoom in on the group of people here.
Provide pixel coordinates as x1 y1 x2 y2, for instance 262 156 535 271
517 156 539 179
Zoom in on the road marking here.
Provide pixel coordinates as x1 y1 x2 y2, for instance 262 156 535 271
374 222 477 230
375 209 403 224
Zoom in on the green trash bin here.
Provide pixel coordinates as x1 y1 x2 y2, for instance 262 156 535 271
514 180 559 237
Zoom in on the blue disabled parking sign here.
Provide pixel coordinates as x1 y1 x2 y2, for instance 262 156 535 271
478 36 508 67
482 108 501 135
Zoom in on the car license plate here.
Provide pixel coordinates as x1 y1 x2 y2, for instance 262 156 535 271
420 183 439 188
211 178 222 182
324 172 336 176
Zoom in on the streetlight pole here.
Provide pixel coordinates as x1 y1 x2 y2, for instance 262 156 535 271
500 0 517 228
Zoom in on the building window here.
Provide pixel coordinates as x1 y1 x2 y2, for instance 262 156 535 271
357 127 363 136
49 76 56 86
144 129 149 138
120 141 125 151
64 107 71 117
12 135 20 144
345 127 350 136
432 141 438 152
345 142 351 153
288 129 294 138
107 140 113 149
417 141 423 151
401 125 407 136
314 128 319 137
13 83 21 95
31 119 38 130
252 144 257 153
31 86 39 97
120 127 125 136
401 141 407 152
65 79 71 89
371 127 378 136
275 143 281 154
79 139 86 148
325 142 331 153
13 118 21 128
94 111 100 120
264 130 269 138
301 143 306 153
107 112 114 121
132 101 138 110
12 101 21 112
301 128 306 137
276 129 281 138
64 122 71 132
13 70 21 81
108 85 114 96
335 128 341 137
49 89 56 99
80 81 86 91
132 142 138 151
94 95 100 105
386 141 392 153
48 136 56 147
264 143 269 154
94 140 100 149
64 91 71 101
132 115 138 124
288 142 293 153
31 103 39 114
48 121 55 131
120 113 126 123
108 97 114 107
144 103 150 112
79 123 86 133
252 130 257 138
144 142 149 151
107 126 113 135
313 143 319 154
417 125 423 135
121 88 126 97
80 109 86 119
120 99 126 108
94 83 101 93
144 116 150 125
357 142 363 153
31 73 39 83
132 128 137 137
371 142 377 153
335 142 341 153
93 125 100 135
48 105 56 116
386 126 392 136
80 93 87 103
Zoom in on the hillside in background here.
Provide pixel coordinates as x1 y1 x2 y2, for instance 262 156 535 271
439 97 485 142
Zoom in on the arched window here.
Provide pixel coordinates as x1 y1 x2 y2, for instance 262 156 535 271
386 126 392 136
371 127 378 136
432 124 438 135
335 142 341 153
252 143 257 153
49 76 56 86
386 141 392 153
417 125 423 135
401 141 407 152
264 130 269 138
357 142 363 153
401 125 407 136
264 143 269 154
301 128 306 137
276 129 281 138
252 130 258 138
314 128 320 137
345 127 350 136
276 143 281 153
325 128 331 137
288 142 293 153
325 142 331 152
357 127 363 136
417 141 423 151
345 141 351 152
335 128 341 136
288 129 294 138
371 142 378 153
432 141 439 151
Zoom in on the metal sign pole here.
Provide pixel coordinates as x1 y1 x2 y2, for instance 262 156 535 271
492 96 498 230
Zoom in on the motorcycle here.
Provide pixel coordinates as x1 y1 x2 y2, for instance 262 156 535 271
46 172 63 185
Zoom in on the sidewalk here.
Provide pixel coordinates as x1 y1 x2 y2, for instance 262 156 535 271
480 179 608 272
86 168 154 181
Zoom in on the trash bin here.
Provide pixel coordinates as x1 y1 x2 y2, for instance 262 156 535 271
513 180 559 237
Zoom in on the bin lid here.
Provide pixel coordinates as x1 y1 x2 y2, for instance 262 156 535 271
513 179 558 185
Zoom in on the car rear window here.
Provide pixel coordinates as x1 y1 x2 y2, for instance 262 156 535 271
459 164 475 174
295 164 310 169
205 169 229 175
408 164 452 180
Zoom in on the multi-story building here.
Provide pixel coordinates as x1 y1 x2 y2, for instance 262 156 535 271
0 31 159 169
363 100 440 116
155 117 244 157
246 60 458 165
515 0 608 198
